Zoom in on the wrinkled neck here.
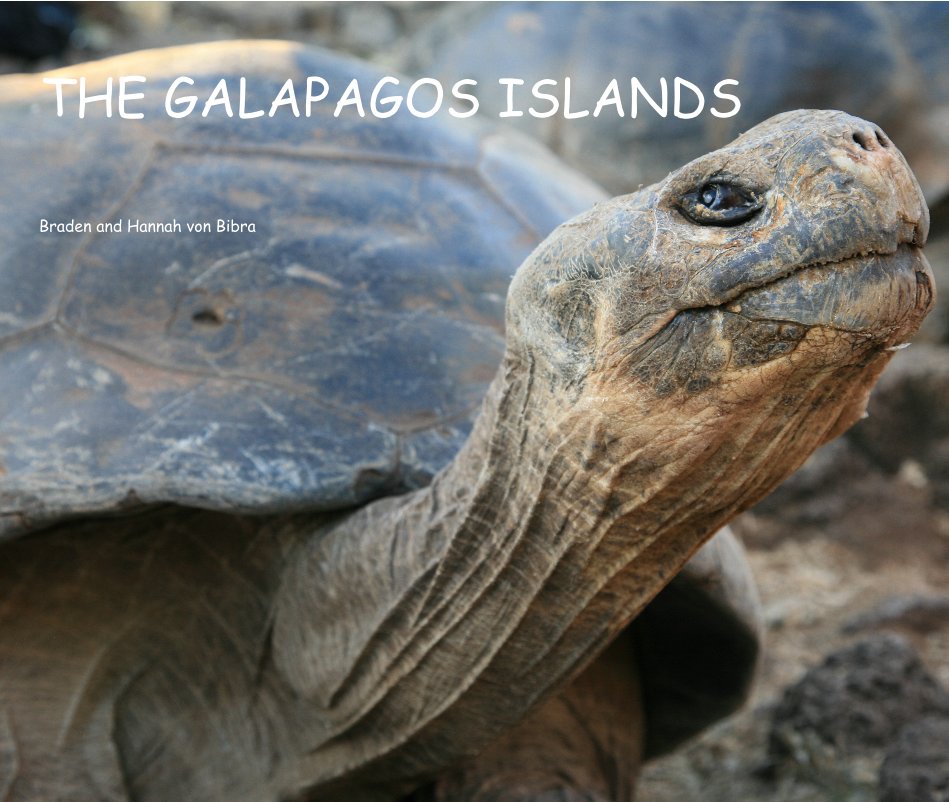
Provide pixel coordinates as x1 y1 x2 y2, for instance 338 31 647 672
270 356 701 797
270 341 868 799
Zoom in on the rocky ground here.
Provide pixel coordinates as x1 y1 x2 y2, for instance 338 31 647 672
4 3 948 801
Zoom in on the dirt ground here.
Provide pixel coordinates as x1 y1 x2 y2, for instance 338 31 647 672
4 3 948 801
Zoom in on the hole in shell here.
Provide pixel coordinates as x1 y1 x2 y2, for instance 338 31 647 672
192 307 224 326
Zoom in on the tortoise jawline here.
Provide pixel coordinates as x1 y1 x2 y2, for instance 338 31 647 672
725 244 930 334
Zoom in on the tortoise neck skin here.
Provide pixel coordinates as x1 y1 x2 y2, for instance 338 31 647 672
270 110 934 799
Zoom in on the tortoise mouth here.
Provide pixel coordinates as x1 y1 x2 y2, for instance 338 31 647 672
626 243 933 397
722 243 933 337
705 204 927 325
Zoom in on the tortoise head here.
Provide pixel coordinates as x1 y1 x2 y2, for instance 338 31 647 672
505 109 934 504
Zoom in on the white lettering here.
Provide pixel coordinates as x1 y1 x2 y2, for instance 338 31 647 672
529 79 559 119
166 77 197 118
450 79 479 118
406 78 443 118
674 77 704 119
42 77 77 117
269 79 300 117
202 79 233 117
334 79 365 118
78 76 113 119
305 77 329 116
119 75 146 119
630 78 667 118
499 78 524 118
711 79 741 118
593 78 623 118
370 77 403 118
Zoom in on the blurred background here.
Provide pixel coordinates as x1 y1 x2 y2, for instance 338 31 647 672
2 3 947 801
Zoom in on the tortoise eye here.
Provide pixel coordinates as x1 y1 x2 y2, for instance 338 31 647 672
681 181 763 226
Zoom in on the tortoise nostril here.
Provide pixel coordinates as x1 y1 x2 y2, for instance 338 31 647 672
852 130 872 151
851 128 889 152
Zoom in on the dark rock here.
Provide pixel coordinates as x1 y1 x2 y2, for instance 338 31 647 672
0 2 76 60
842 595 949 636
848 345 949 508
769 634 949 762
918 229 949 345
751 438 872 523
879 714 949 802
919 194 949 346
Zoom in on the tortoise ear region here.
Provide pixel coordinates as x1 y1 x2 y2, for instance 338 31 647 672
505 276 598 384
544 280 598 352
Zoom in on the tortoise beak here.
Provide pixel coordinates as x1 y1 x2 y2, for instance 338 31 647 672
730 245 934 339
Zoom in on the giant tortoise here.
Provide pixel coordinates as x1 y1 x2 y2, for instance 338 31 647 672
0 41 935 802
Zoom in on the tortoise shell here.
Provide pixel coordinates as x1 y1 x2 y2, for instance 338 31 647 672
0 40 603 536
0 41 760 758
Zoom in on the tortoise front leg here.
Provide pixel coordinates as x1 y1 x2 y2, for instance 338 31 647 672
418 631 643 802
